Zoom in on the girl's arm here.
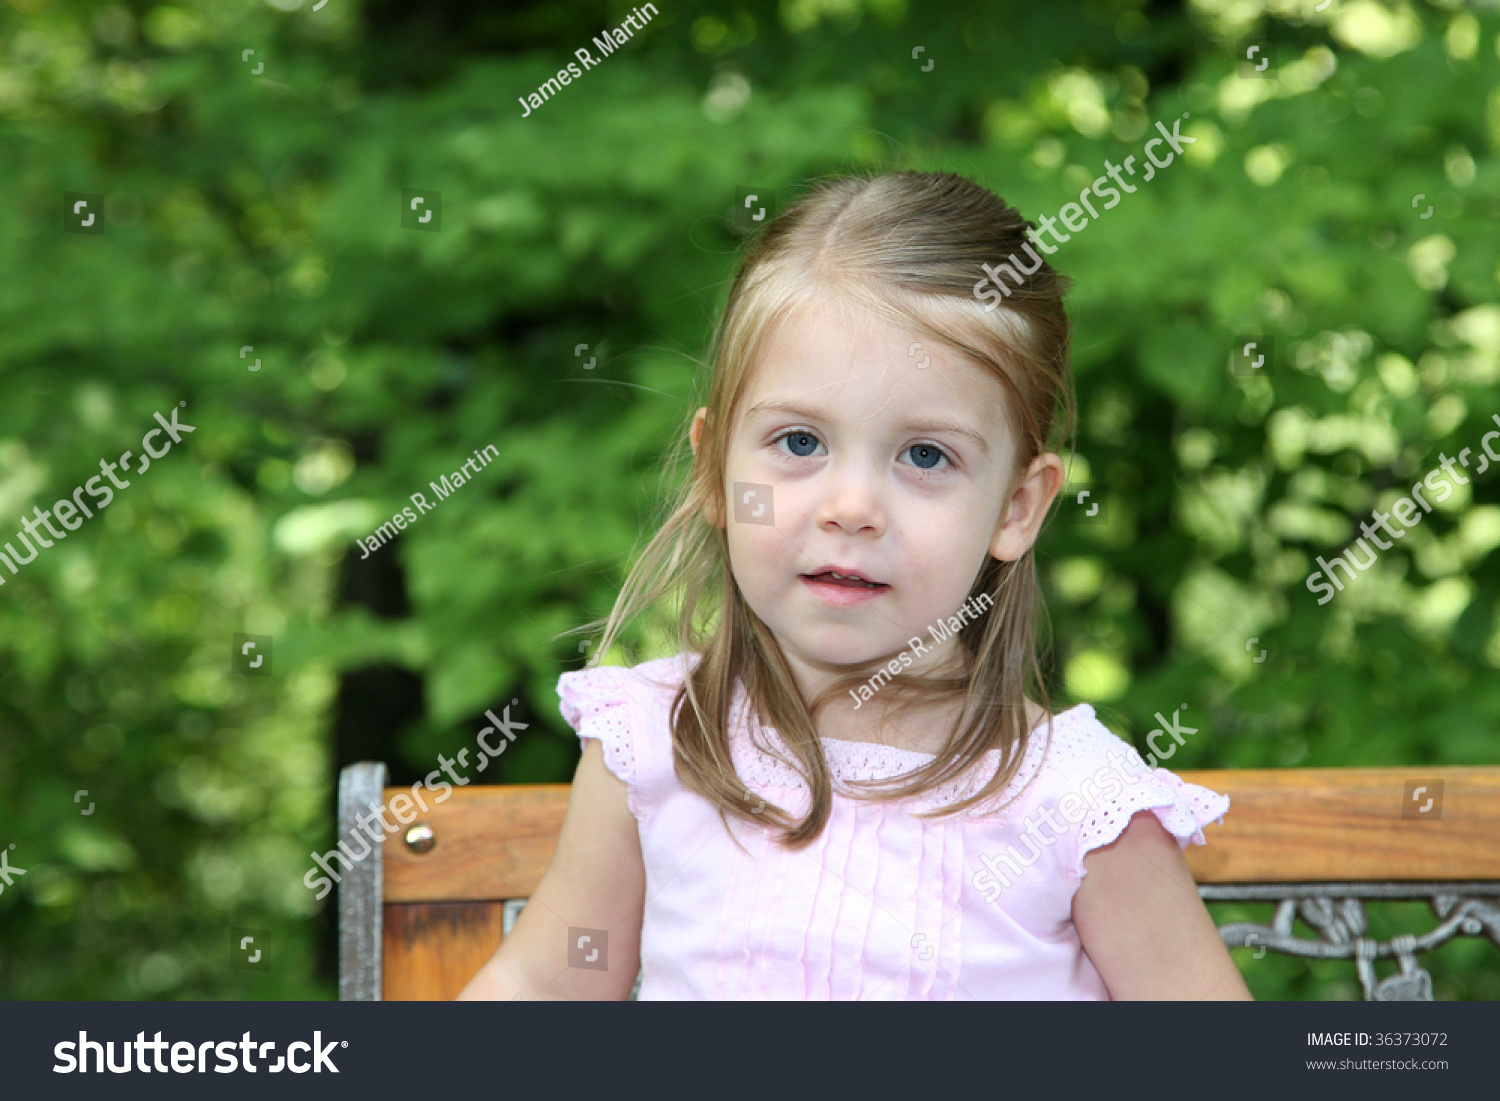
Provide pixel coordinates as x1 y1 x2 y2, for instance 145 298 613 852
1072 808 1254 1000
457 739 646 1000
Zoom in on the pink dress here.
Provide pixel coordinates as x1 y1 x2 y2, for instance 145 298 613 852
557 653 1230 1000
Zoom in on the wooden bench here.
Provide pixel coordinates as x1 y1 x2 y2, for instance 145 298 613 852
335 762 1500 1000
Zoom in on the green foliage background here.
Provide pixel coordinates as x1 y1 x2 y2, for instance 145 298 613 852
1 0 1498 1000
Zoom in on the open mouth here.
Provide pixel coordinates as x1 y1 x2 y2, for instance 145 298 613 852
802 570 888 590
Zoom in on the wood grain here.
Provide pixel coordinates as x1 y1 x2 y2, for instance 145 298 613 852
383 900 506 1001
380 768 1500 903
384 784 569 902
1176 767 1500 882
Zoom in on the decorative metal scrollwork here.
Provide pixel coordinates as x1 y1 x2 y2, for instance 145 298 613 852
1205 883 1500 1000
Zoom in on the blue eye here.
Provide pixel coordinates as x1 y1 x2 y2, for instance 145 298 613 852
780 431 821 457
906 444 946 470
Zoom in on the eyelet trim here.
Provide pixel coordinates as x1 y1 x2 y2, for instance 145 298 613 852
558 656 1229 841
558 665 640 818
730 689 1082 816
1073 773 1231 877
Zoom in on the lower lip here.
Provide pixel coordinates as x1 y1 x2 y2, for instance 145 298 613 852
800 575 890 606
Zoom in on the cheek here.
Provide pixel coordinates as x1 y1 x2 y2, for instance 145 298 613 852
727 514 793 574
723 496 809 598
896 513 992 586
723 462 805 536
906 490 999 543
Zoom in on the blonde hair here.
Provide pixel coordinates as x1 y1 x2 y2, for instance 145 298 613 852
590 170 1075 849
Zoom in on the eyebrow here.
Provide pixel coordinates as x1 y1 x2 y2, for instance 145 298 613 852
744 399 991 455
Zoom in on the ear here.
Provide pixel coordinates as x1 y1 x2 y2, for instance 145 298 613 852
689 407 725 529
690 406 708 455
990 452 1065 562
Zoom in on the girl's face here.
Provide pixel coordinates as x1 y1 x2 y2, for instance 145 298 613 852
693 291 1062 690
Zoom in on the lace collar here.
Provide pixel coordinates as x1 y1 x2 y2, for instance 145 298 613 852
724 680 1093 815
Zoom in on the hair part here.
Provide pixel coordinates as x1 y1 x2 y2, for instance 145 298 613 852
590 170 1076 849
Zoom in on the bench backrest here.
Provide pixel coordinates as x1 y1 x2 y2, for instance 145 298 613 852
336 763 1500 1001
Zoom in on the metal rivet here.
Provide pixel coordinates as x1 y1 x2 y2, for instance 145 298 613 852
405 823 435 854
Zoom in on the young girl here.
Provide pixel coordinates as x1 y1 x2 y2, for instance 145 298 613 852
459 170 1250 1001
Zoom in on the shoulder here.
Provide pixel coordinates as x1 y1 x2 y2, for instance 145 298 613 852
555 652 700 817
1030 703 1139 786
557 651 697 726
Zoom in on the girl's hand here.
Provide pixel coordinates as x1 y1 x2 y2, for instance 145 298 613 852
456 738 646 1000
1072 809 1254 1000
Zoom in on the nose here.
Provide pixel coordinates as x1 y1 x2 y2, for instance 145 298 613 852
816 461 885 536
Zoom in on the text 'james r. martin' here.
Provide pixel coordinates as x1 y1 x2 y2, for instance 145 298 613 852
519 4 659 117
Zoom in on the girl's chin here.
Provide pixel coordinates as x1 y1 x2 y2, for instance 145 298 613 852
785 640 914 671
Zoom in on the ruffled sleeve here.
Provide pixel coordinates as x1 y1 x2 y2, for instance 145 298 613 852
556 654 695 823
557 664 642 819
1073 763 1230 879
1040 705 1230 880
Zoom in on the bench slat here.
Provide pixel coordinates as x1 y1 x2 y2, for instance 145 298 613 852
380 767 1500 901
384 784 568 902
1176 767 1500 882
383 901 507 1001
